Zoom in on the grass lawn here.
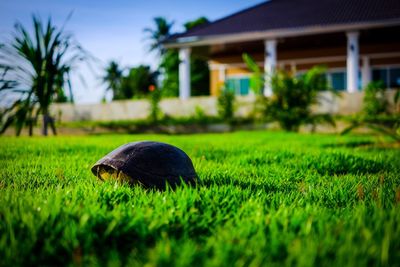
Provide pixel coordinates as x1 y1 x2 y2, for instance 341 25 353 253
0 131 399 266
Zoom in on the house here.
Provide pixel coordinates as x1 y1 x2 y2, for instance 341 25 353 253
164 0 400 99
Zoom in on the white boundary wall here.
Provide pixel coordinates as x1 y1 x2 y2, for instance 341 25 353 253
50 91 398 122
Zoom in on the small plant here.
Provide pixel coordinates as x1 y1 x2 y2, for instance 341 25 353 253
148 85 162 123
342 81 400 142
363 81 388 116
217 84 235 122
341 115 400 142
242 53 264 94
269 67 335 131
250 95 269 122
242 53 269 122
193 105 208 122
395 90 400 113
243 53 335 131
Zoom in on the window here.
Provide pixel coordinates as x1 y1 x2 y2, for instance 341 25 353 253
330 72 346 91
226 77 250 95
389 68 400 88
372 67 400 89
372 69 388 87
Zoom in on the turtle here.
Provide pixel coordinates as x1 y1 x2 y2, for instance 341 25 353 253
91 141 198 190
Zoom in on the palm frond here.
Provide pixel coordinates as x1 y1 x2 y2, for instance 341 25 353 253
340 122 361 136
0 14 91 135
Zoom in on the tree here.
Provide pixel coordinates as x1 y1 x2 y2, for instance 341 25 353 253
143 17 175 96
159 50 180 96
102 60 123 100
118 65 158 99
183 17 209 31
0 15 90 136
101 63 158 100
144 17 174 56
185 17 210 96
158 17 210 97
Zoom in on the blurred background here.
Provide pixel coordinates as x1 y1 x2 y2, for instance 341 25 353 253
0 0 264 104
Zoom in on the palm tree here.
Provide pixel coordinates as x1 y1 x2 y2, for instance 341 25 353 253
144 17 174 56
102 61 123 100
0 15 90 136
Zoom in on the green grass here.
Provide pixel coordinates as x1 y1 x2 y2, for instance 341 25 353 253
0 131 399 267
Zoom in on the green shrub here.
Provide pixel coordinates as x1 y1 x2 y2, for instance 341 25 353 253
193 106 207 121
250 95 269 122
217 86 235 122
149 86 162 123
268 67 334 131
363 81 388 116
341 81 400 142
243 54 334 131
242 53 264 95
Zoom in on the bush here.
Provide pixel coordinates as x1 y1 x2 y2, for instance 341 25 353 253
243 54 334 131
217 85 235 122
341 81 400 142
267 67 334 131
149 85 162 123
112 65 158 100
250 95 269 122
194 106 206 120
363 81 388 116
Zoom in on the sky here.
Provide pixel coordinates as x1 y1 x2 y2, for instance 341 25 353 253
0 0 265 104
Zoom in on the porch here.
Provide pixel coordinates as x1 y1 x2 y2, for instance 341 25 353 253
172 25 400 98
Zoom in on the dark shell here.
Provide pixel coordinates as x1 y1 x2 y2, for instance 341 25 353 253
91 141 198 189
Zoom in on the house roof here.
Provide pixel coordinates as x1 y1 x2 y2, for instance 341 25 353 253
165 0 400 47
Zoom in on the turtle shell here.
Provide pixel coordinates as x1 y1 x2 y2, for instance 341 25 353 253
91 141 198 189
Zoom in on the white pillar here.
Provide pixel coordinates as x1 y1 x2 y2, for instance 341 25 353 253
264 39 277 96
346 31 359 93
219 64 226 83
179 47 191 100
290 62 297 74
361 56 371 89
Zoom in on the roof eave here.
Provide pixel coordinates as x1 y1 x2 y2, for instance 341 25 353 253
163 19 400 49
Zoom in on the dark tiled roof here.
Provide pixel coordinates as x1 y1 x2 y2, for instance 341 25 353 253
169 0 400 41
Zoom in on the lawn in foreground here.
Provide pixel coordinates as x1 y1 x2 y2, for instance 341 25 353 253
0 131 399 266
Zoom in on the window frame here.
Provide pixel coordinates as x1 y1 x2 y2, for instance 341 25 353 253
225 74 252 96
371 64 400 89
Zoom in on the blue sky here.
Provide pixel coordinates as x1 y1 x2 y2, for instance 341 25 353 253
0 0 265 103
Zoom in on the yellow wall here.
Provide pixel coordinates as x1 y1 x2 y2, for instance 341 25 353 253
226 67 251 76
210 67 252 96
210 70 220 96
